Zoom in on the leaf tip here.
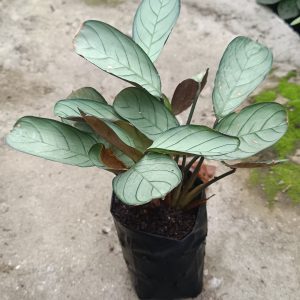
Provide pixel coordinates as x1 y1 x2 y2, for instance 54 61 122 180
73 22 85 47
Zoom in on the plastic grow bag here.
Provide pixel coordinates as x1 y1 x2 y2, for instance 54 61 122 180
111 193 208 299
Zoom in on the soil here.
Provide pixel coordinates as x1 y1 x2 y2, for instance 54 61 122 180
112 197 199 240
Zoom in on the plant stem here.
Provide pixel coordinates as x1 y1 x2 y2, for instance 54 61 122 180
183 157 204 194
172 69 209 208
186 68 209 125
172 163 185 206
171 155 187 207
172 181 183 207
183 155 200 174
172 154 186 198
186 90 201 125
185 194 215 211
181 155 187 170
174 156 203 207
182 168 236 208
177 157 204 207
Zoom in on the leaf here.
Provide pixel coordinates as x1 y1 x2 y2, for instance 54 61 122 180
192 70 209 84
81 113 143 162
162 94 172 111
195 69 209 91
88 143 106 168
61 117 114 148
148 125 240 158
113 153 182 205
222 159 287 169
6 117 96 167
98 119 148 152
111 147 135 168
171 79 199 115
61 117 95 134
298 0 300 9
291 16 300 25
256 0 281 4
214 102 288 160
67 87 107 103
171 69 209 115
88 143 127 171
133 0 180 62
74 20 161 97
61 114 138 167
89 144 134 170
115 120 152 152
54 98 120 121
212 36 273 119
113 87 179 140
101 147 127 170
64 118 138 167
278 0 299 19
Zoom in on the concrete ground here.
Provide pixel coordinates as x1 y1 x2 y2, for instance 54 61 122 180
0 0 299 299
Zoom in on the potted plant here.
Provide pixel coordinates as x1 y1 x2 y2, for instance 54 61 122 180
6 0 288 299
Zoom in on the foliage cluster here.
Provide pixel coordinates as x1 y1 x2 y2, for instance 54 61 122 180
7 0 288 209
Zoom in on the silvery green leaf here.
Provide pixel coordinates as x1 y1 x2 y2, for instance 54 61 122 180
61 118 111 147
67 87 107 103
213 36 273 119
88 144 106 168
6 117 96 167
54 99 120 121
81 114 143 162
96 120 148 155
63 118 136 168
61 118 94 134
115 120 152 152
278 0 299 20
133 0 180 62
74 20 161 97
102 120 142 150
148 125 240 157
113 153 182 205
214 102 288 160
113 87 179 140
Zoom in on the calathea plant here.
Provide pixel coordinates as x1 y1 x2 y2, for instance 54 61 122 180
7 0 288 209
6 1 288 298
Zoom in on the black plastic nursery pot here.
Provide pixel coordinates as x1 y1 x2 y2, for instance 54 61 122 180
110 192 208 300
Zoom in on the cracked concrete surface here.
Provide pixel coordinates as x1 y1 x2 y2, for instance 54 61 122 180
0 0 300 299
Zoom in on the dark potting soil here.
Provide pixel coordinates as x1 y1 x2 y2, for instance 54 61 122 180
112 200 198 240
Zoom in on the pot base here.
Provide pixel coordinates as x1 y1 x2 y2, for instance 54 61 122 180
111 194 207 299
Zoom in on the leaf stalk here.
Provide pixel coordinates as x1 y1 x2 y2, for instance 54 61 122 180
180 167 236 208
